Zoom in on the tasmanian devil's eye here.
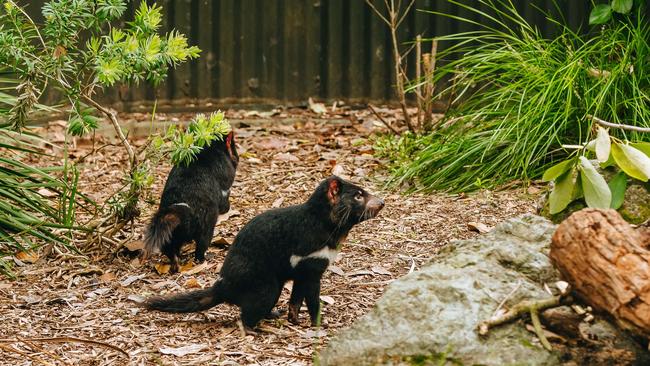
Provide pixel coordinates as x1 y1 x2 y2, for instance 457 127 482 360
354 191 364 201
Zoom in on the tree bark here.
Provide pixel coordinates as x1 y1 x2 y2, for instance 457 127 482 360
550 209 650 339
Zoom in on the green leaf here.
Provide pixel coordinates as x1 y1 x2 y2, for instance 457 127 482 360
611 0 633 13
579 156 611 209
631 142 650 157
608 172 627 210
542 158 575 182
549 170 575 214
611 143 650 181
589 4 612 25
595 127 610 163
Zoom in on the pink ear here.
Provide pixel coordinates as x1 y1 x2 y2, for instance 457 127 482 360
225 131 234 150
327 178 339 202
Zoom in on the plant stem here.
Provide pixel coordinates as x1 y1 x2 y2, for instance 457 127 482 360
588 115 650 133
81 95 137 168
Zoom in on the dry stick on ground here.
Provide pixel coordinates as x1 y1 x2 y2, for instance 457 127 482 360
365 0 416 132
0 337 130 359
478 294 569 350
588 114 650 133
368 104 400 134
0 343 52 366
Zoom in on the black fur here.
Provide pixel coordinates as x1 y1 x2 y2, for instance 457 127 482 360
143 131 238 272
144 176 384 328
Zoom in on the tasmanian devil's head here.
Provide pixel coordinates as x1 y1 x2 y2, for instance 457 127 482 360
320 175 384 227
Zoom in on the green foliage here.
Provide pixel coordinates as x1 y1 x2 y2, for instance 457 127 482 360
545 127 650 214
378 0 649 192
0 1 201 263
0 0 200 130
590 0 638 25
0 127 90 277
167 111 232 167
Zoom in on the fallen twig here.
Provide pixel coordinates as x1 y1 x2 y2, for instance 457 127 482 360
368 104 400 134
588 114 650 133
530 304 552 351
0 336 129 359
0 343 52 365
478 294 569 339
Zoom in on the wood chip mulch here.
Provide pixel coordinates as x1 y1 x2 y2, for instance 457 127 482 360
0 108 535 365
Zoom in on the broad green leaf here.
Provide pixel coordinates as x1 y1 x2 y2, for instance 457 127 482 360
631 142 650 157
611 0 633 13
542 158 575 182
549 170 575 214
595 127 610 162
589 4 612 25
572 173 584 200
608 172 627 210
611 143 650 181
579 156 612 209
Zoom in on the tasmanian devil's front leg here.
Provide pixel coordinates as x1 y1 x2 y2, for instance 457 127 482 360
289 258 328 326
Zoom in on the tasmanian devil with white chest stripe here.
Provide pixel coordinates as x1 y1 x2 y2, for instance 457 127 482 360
142 131 238 273
144 175 384 329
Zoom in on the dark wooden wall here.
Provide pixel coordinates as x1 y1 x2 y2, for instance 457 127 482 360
26 0 593 108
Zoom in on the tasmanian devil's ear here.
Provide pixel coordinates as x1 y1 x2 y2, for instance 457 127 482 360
327 177 340 203
225 131 234 150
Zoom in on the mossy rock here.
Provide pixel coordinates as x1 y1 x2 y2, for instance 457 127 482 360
540 166 650 224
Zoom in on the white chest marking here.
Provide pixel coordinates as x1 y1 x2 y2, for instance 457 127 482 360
221 189 230 197
172 202 190 208
290 246 339 268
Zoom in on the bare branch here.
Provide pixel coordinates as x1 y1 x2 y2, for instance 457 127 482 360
397 0 416 28
588 114 650 133
368 104 400 134
81 95 137 168
364 0 390 26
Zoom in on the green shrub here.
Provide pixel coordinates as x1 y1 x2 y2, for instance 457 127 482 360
380 0 649 192
0 128 90 277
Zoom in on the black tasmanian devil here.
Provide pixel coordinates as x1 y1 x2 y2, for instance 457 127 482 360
144 175 384 329
143 131 239 272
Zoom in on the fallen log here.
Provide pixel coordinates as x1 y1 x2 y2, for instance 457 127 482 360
550 208 650 340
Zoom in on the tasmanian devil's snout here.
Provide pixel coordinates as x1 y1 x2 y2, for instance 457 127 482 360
364 195 385 220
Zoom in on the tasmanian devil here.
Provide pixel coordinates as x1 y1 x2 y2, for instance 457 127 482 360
143 131 239 272
144 175 384 329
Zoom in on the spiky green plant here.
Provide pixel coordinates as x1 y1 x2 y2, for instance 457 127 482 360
0 0 201 223
0 127 92 277
379 0 649 192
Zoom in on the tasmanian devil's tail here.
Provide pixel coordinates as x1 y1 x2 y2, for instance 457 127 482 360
145 280 226 313
143 204 192 259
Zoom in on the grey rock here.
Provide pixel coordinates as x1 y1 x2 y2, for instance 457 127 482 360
321 214 561 366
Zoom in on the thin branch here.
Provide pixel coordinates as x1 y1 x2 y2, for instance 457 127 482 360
397 0 416 28
81 95 137 168
0 337 129 359
588 114 650 133
364 0 390 26
530 306 552 351
0 343 51 366
478 294 567 336
368 104 400 134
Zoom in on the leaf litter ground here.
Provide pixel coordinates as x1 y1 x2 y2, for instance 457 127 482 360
0 108 535 365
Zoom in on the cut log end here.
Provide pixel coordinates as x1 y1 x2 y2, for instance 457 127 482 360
550 209 650 341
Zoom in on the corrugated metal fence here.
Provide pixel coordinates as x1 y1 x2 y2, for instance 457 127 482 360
29 0 593 107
